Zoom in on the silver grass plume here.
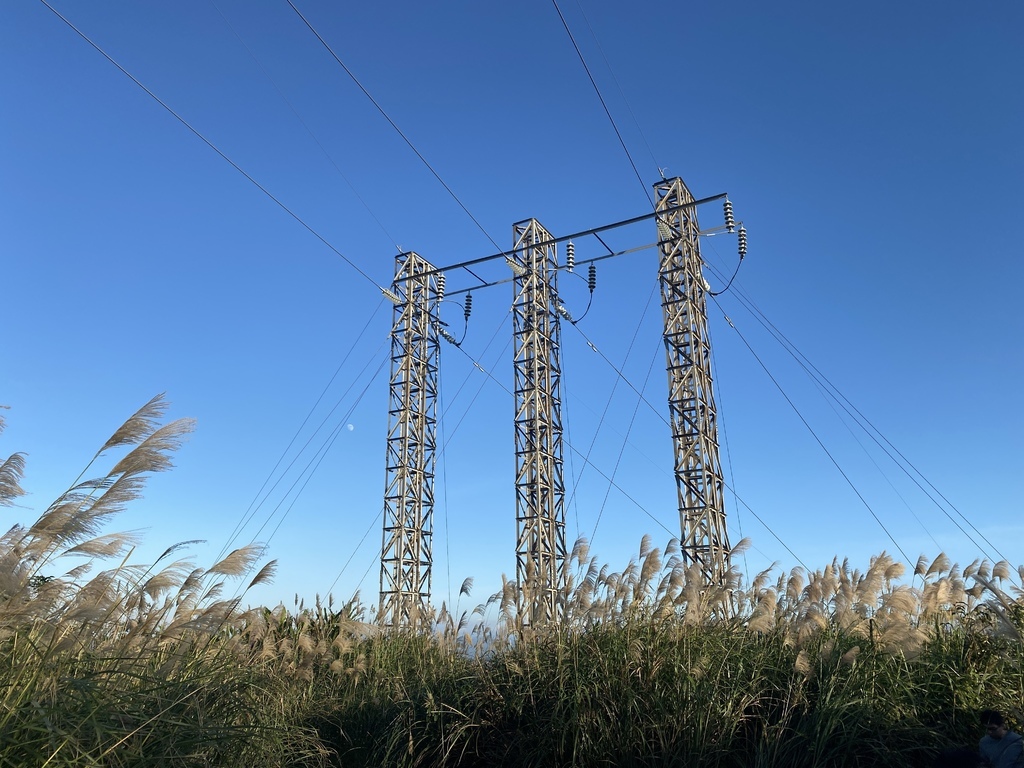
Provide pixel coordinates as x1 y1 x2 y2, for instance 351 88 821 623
99 393 170 453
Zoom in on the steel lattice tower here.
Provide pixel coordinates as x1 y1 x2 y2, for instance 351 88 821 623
379 251 441 627
511 218 566 624
655 177 731 583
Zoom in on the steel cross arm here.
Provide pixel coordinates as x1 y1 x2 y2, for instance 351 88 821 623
420 192 728 278
442 241 660 298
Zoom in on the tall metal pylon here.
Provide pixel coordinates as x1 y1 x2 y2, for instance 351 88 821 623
655 177 731 584
379 251 441 628
511 218 566 624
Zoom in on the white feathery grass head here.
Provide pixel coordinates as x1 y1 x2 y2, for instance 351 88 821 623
209 544 265 578
921 579 953 616
64 531 141 559
570 537 589 566
926 553 952 577
638 548 662 591
639 533 653 559
794 649 811 677
0 452 27 507
109 418 195 479
786 569 806 604
730 537 752 557
247 560 278 591
885 560 905 581
992 561 1012 581
99 394 170 453
879 585 917 617
914 555 930 577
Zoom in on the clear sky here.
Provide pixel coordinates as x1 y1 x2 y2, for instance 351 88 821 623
3 1 1022 611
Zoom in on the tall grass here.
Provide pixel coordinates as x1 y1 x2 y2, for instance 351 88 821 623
0 397 324 767
3 398 1023 766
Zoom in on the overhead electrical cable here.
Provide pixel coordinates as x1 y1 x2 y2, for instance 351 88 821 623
218 299 388 561
734 284 1006 561
251 353 390 551
226 354 391 604
565 302 653 506
444 338 676 541
210 0 401 251
808 374 944 553
711 295 914 566
550 0 651 204
324 506 383 598
564 321 671 431
437 370 453 609
708 258 744 297
285 0 495 286
221 331 391 557
589 332 662 548
699 240 1004 563
40 0 385 293
570 0 661 175
709 335 749 579
564 280 658 531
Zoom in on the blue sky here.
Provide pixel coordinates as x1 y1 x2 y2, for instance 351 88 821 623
3 1 1021 611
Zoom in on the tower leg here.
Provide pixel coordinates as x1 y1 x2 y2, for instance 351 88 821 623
655 178 731 585
379 252 441 628
511 219 566 624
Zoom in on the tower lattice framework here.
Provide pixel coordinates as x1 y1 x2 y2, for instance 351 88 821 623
379 251 440 627
511 218 566 624
655 177 731 583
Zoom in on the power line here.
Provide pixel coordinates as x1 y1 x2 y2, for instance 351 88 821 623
285 0 494 286
699 241 1005 563
444 336 678 542
550 0 651 205
40 0 385 293
711 295 914 566
571 0 661 175
589 331 661 548
218 299 389 561
245 352 389 552
209 0 402 252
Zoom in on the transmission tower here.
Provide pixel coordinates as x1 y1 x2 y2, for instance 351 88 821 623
379 251 441 627
655 177 731 583
510 218 566 624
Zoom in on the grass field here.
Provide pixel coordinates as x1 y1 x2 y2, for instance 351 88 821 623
2 398 1020 767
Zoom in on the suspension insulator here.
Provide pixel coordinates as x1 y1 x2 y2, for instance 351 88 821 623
657 219 673 242
464 292 473 321
438 327 459 346
588 263 596 293
723 200 735 233
738 226 747 258
436 272 446 302
566 240 575 272
505 256 527 277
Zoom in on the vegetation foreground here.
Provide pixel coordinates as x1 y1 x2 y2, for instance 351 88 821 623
1 398 1022 767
